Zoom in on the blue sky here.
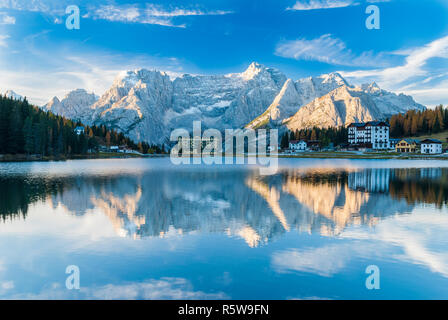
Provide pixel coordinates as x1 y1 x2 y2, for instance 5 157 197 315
0 0 447 107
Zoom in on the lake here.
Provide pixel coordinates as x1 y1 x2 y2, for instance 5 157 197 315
0 158 448 299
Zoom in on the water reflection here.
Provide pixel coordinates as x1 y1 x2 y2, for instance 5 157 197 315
1 165 446 246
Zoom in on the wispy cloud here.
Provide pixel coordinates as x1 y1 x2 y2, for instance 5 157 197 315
0 1 233 28
8 277 229 300
0 0 66 13
287 0 358 11
0 13 15 24
85 4 233 28
287 0 390 11
275 34 390 67
0 35 9 47
341 35 448 106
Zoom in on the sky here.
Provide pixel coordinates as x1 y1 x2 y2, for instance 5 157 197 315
0 0 447 107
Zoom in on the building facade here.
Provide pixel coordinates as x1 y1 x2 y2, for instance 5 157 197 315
289 140 307 152
348 121 390 150
421 139 443 154
395 139 420 153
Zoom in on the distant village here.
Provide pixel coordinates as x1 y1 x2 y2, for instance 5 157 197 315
74 120 446 157
285 121 445 155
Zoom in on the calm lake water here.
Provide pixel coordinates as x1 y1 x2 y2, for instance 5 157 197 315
0 158 448 299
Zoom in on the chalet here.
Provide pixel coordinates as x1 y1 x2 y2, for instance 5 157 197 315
348 121 390 150
395 139 420 153
289 140 307 152
421 139 443 154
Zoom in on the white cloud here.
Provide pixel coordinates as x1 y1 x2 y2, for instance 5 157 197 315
1 281 14 290
341 208 448 278
0 13 15 24
272 245 353 276
0 0 66 13
0 46 184 105
340 35 448 107
0 1 233 28
84 278 228 300
86 4 233 28
0 35 9 47
287 0 357 11
9 278 228 300
275 34 389 67
287 0 390 10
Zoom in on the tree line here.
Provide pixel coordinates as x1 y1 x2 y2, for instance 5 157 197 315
0 95 162 156
390 105 448 138
280 126 349 149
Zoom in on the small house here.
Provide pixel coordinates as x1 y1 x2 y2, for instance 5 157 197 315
395 139 421 153
289 140 307 152
421 139 443 154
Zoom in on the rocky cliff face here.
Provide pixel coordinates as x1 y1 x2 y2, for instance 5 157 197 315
246 73 347 129
43 89 98 120
42 63 425 145
283 84 425 131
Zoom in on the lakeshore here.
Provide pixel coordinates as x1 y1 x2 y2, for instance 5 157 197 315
0 152 167 163
2 151 448 163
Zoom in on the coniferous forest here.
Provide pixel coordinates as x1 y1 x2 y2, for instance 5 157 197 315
389 105 448 138
280 126 349 149
0 95 162 157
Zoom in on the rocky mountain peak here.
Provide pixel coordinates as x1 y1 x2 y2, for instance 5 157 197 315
4 90 23 100
40 63 426 145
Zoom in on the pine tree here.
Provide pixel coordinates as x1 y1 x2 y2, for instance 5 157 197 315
23 117 34 154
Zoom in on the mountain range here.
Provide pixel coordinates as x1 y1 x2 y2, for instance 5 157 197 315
12 62 426 145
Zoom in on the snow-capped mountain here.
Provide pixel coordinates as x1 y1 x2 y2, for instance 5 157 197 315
44 62 287 144
43 89 98 120
41 62 425 145
3 90 23 100
283 84 425 131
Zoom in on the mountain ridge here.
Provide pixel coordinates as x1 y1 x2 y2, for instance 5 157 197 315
39 62 425 145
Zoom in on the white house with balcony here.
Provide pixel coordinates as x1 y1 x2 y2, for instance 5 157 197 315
421 139 443 154
289 140 307 152
348 121 390 150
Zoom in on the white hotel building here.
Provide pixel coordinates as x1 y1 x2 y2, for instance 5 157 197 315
348 121 391 150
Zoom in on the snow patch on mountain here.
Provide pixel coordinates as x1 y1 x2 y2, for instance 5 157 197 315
3 90 23 100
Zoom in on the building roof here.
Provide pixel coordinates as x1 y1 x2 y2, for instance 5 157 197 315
348 123 365 128
348 121 389 128
365 121 389 127
421 138 442 144
400 139 421 145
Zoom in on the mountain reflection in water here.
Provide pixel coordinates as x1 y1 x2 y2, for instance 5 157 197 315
0 166 446 246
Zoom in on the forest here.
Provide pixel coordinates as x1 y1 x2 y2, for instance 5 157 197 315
0 95 162 157
389 105 448 138
280 126 349 149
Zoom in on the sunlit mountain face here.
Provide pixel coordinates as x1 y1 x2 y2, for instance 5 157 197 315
1 162 445 243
